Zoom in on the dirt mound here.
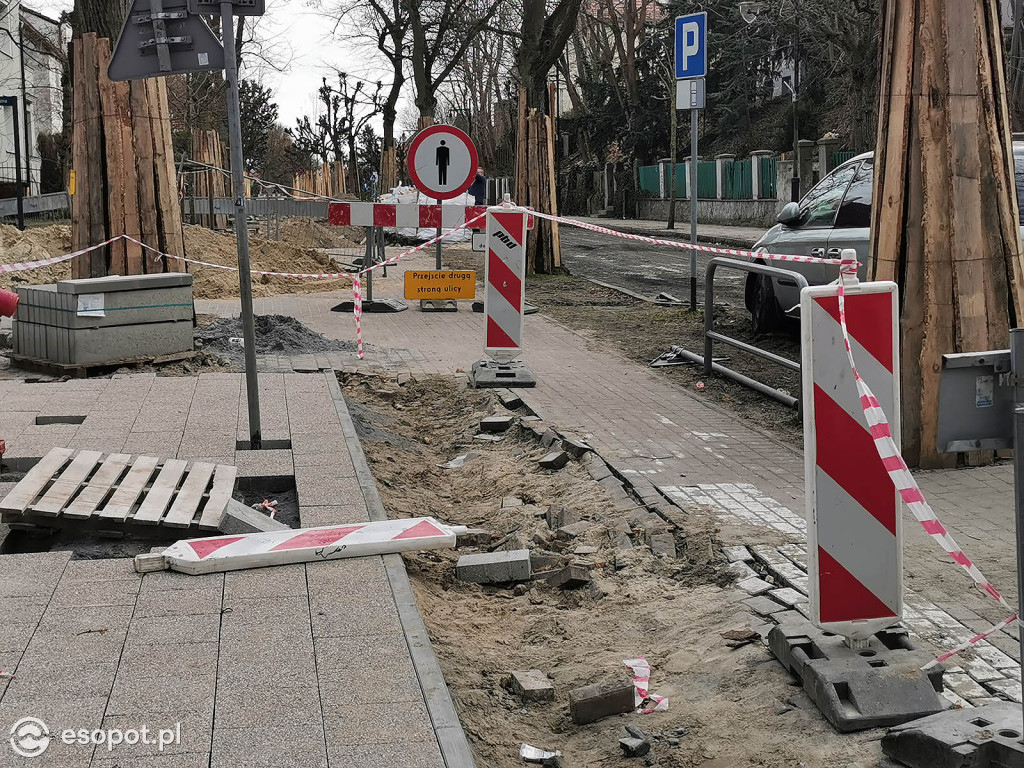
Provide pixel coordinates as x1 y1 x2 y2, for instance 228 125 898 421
183 225 353 299
195 314 355 356
0 224 73 289
0 223 353 301
277 217 363 250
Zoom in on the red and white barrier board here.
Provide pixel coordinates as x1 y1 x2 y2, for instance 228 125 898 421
328 202 489 229
157 517 463 575
484 208 529 362
801 280 902 640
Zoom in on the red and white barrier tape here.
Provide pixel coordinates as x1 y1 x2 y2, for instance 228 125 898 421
623 657 668 714
0 235 124 274
832 259 1018 666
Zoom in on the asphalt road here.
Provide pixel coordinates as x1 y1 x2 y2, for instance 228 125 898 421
559 226 754 308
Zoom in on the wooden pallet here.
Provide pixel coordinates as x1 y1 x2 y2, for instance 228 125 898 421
10 351 197 379
0 447 236 532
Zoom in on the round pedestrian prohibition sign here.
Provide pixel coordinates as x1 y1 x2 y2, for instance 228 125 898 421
407 125 479 201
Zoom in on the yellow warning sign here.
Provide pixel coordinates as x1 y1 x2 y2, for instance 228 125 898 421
68 170 76 196
404 270 476 300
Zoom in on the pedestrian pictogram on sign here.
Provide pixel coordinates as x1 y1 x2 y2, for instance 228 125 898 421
407 125 479 201
801 280 902 640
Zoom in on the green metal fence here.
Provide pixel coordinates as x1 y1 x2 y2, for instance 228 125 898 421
832 150 857 167
697 160 717 198
638 165 660 196
721 158 753 200
759 157 777 199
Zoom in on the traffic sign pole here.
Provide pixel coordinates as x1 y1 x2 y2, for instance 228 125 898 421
689 109 698 311
221 1 261 449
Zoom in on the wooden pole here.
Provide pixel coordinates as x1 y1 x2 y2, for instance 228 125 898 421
871 0 1024 467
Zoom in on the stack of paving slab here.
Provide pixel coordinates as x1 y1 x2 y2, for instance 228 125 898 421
12 273 194 366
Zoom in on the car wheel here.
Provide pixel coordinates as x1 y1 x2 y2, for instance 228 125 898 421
748 274 782 335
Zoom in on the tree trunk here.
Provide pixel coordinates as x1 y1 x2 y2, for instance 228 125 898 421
871 0 1024 467
71 0 184 276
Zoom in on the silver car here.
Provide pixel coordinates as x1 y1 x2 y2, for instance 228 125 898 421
745 143 1024 333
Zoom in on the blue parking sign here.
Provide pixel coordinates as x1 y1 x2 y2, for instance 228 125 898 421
675 12 707 80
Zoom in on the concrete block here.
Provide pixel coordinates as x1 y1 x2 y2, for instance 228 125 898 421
619 737 651 757
545 565 591 589
539 450 570 470
480 415 514 433
496 389 523 409
540 428 559 447
218 498 291 535
569 677 635 724
742 595 786 616
546 505 580 530
561 436 592 458
71 320 194 365
501 496 524 508
510 669 554 703
456 550 532 584
649 533 676 558
455 528 492 548
57 272 193 294
724 545 754 563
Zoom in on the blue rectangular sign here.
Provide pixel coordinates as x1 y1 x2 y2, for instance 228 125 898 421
675 12 708 80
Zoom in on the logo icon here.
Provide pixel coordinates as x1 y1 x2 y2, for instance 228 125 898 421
10 717 50 758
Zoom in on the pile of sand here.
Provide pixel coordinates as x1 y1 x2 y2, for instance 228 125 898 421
277 217 363 251
183 225 353 299
0 222 353 300
0 224 73 289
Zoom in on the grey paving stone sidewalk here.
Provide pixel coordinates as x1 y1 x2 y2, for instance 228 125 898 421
197 249 1022 672
0 372 445 768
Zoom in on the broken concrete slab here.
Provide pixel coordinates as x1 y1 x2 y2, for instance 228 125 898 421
724 545 754 563
455 550 532 585
545 565 591 590
561 437 592 459
541 428 559 448
538 451 570 470
619 737 651 758
474 433 503 443
501 497 524 508
495 389 523 410
480 415 515 433
511 670 555 703
737 576 773 595
455 528 491 548
556 520 598 539
648 533 676 559
545 505 580 530
569 677 635 724
742 595 786 617
218 498 291 535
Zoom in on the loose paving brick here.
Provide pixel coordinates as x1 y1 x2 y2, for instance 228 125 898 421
569 677 635 724
511 669 555 702
456 550 532 584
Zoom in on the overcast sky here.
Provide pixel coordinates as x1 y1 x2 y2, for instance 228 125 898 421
29 0 398 129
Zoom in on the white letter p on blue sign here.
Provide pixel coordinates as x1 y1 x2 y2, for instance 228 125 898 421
675 12 707 80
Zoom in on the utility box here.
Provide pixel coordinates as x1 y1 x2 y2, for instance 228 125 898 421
12 273 194 367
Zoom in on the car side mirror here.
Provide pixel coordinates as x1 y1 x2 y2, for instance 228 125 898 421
777 202 801 226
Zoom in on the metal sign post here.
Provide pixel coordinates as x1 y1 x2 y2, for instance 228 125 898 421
220 1 260 447
675 12 707 312
110 0 260 448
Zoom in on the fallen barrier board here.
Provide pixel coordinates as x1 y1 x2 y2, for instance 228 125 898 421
140 516 466 574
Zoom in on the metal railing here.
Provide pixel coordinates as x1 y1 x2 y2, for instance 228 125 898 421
653 257 807 409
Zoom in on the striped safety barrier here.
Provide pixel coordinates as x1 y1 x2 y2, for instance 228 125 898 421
484 207 530 361
803 279 903 639
328 202 490 229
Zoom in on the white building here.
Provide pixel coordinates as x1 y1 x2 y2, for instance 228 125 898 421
0 1 66 196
